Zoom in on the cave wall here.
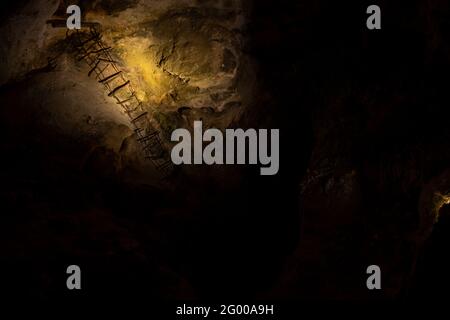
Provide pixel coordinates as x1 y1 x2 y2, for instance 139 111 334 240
2 0 450 304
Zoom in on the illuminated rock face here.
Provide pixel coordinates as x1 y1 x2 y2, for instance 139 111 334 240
0 0 252 181
83 0 250 138
0 0 250 138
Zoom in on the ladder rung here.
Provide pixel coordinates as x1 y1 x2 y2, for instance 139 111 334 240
98 57 118 64
98 71 122 83
91 47 112 54
117 93 136 104
77 42 98 60
138 132 159 143
124 108 141 118
130 111 148 123
97 64 110 76
108 80 130 96
88 60 100 76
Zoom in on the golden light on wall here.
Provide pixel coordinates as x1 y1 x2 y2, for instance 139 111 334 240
432 192 450 223
116 36 180 105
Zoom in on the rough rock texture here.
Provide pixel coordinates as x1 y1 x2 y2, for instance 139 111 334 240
0 0 253 177
2 0 450 304
0 0 252 301
80 0 252 138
